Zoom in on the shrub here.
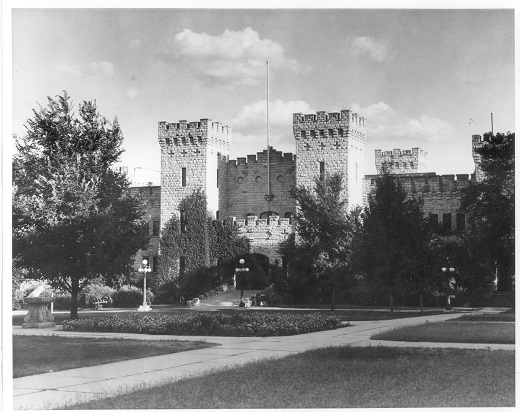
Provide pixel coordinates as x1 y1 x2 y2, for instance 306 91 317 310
79 283 116 309
53 292 72 310
154 280 179 304
61 311 345 337
112 285 155 308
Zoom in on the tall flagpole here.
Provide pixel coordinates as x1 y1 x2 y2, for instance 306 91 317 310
266 60 271 199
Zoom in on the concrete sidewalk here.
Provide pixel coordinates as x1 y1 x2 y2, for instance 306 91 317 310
11 309 514 410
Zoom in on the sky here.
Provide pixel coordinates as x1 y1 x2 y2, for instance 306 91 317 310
10 5 515 184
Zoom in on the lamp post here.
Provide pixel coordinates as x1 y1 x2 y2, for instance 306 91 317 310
235 258 249 301
441 263 456 310
138 259 152 312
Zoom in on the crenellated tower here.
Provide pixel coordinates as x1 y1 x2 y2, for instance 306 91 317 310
293 110 366 208
158 119 231 227
375 148 429 174
471 134 485 182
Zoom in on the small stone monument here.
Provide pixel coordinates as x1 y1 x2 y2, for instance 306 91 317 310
22 284 56 329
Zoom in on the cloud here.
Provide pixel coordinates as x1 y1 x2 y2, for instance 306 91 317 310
351 102 455 142
57 60 115 77
170 27 310 85
350 37 396 62
229 99 313 156
129 39 141 48
127 89 138 98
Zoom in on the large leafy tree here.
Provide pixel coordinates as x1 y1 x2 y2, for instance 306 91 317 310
460 132 514 291
13 92 149 319
288 173 356 310
354 171 430 312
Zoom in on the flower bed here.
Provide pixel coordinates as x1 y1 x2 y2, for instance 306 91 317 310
61 312 345 337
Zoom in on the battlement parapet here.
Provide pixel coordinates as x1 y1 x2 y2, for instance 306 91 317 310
293 109 366 140
364 172 474 196
158 119 232 150
375 147 429 174
228 215 293 246
226 148 295 167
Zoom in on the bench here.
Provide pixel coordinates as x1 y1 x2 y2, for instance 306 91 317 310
92 298 108 310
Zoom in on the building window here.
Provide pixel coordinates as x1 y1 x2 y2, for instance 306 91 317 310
319 161 325 181
152 256 159 272
328 129 334 138
179 256 186 276
180 210 187 233
181 168 186 187
216 210 220 220
152 220 160 236
338 128 344 137
311 130 316 138
301 130 306 138
429 213 438 229
456 213 466 232
443 213 452 233
319 129 325 137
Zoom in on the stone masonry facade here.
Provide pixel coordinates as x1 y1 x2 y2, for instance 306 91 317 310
375 148 429 174
133 108 483 276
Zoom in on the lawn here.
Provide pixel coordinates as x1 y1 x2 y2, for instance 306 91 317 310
448 312 515 322
13 335 216 378
68 346 515 409
372 321 515 344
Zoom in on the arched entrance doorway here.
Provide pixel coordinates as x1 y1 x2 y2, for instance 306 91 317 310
235 253 270 290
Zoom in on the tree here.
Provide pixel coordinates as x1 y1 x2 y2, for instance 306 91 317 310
354 171 430 312
12 92 149 319
289 172 356 311
158 190 249 300
460 132 514 291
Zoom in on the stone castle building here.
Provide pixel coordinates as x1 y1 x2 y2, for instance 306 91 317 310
132 109 484 282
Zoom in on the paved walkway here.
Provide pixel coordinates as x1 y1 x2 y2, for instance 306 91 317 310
10 309 514 410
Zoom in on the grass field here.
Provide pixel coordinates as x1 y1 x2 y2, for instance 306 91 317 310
13 336 216 378
372 321 515 344
449 313 515 322
68 346 514 409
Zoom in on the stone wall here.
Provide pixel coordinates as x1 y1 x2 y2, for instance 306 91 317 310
293 110 366 209
223 148 296 219
375 148 429 174
363 172 474 231
232 215 294 262
472 134 484 182
158 119 231 227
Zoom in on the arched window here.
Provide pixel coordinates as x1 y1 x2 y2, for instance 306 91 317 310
260 211 279 220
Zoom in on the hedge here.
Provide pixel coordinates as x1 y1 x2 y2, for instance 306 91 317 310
61 312 345 337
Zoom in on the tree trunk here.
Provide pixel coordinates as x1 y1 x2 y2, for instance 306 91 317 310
70 278 79 320
419 291 424 312
389 290 394 313
330 284 336 312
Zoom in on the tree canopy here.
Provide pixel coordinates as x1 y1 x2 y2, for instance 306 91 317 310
287 172 356 310
13 92 149 319
354 171 431 312
460 132 514 291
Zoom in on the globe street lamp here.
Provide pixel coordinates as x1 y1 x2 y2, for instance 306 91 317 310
138 259 152 312
235 258 249 301
441 264 456 310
